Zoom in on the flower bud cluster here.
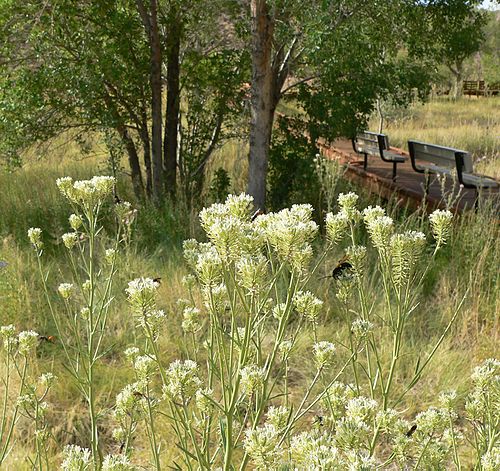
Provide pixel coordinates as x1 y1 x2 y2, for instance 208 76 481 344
365 216 394 252
290 431 341 468
390 231 426 287
255 204 317 270
0 324 17 353
236 255 268 293
163 360 202 403
313 341 336 369
62 232 78 249
114 383 148 422
58 283 74 299
293 291 323 323
28 227 43 250
346 245 367 277
195 388 214 416
325 212 349 244
429 209 453 247
244 424 282 470
266 405 289 430
115 201 137 227
182 306 201 333
338 192 361 222
320 382 355 422
18 330 39 355
61 444 93 471
56 176 115 207
240 364 266 395
351 318 373 343
465 358 499 421
126 278 159 312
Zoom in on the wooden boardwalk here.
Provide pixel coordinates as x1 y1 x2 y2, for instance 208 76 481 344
319 139 500 215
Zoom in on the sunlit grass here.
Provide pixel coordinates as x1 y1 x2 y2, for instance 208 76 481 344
373 97 500 178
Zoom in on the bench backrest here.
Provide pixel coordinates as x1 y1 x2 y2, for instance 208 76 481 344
354 131 388 154
408 140 473 173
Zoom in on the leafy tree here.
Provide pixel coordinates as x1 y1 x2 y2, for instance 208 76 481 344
241 0 487 207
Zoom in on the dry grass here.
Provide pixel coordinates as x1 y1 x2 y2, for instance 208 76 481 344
373 97 500 178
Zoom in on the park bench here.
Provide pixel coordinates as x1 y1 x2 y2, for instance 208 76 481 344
352 131 406 181
463 80 485 97
408 140 498 205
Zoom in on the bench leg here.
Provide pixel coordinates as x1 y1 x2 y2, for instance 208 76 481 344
363 153 368 171
392 162 397 181
424 173 430 195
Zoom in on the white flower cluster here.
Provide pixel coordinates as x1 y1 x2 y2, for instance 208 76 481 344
163 360 202 403
182 306 201 333
61 444 93 471
126 278 160 311
244 424 282 470
351 318 373 342
62 232 78 249
114 383 148 423
313 341 336 369
58 282 74 299
465 358 499 421
0 324 17 352
338 192 361 222
102 454 137 471
240 364 266 395
28 227 43 250
266 405 289 430
390 231 426 287
18 330 39 355
290 431 341 469
200 194 263 262
293 291 323 323
256 204 317 271
429 209 453 246
56 176 115 207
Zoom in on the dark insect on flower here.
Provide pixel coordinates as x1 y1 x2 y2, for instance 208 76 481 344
313 415 324 426
251 209 265 222
38 335 56 343
406 424 417 437
153 277 162 285
114 194 122 204
119 442 125 454
133 391 146 399
320 256 353 280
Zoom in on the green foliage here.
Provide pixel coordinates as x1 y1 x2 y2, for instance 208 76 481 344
268 117 320 211
208 167 232 203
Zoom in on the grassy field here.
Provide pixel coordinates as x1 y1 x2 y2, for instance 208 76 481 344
372 97 500 178
0 99 499 468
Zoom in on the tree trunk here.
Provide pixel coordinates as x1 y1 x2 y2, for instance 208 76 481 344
164 10 181 199
451 61 464 100
116 124 145 200
140 121 153 197
248 0 275 210
137 0 164 203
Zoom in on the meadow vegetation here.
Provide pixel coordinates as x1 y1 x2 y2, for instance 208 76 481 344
0 103 498 468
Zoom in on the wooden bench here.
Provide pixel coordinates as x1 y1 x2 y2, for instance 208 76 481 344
352 131 406 181
463 80 485 97
408 140 498 206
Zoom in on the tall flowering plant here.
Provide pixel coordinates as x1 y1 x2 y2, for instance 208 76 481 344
29 176 137 469
118 193 488 470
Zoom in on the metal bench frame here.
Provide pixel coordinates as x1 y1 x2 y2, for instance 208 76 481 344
351 132 405 181
408 140 497 207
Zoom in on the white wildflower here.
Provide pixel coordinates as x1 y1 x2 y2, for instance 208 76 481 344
58 283 74 299
28 227 43 250
313 341 336 369
61 444 93 471
62 232 78 249
18 330 39 355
